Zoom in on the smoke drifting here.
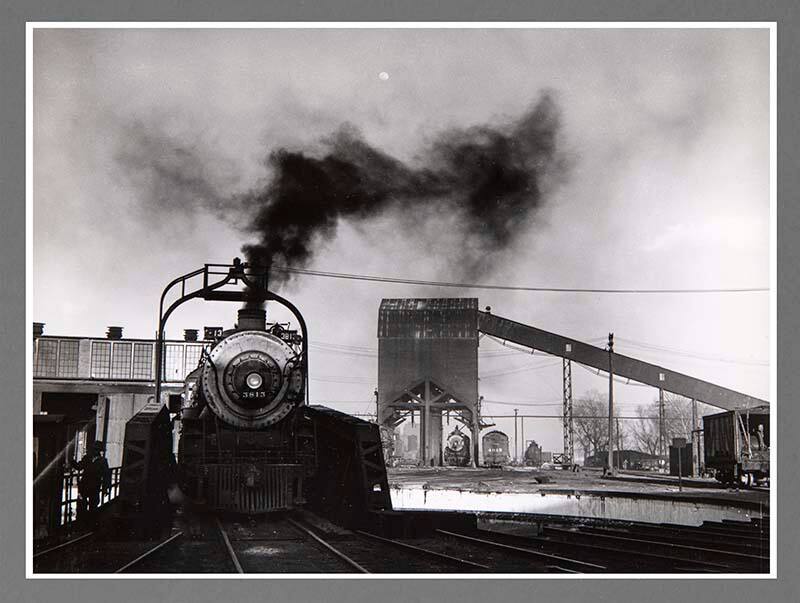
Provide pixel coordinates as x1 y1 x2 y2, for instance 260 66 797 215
114 92 567 287
242 92 566 282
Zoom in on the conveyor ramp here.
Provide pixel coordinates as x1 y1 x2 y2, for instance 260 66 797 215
477 311 767 411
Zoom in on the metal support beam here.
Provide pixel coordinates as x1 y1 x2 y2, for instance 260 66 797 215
607 333 615 476
423 380 431 466
691 398 698 476
562 359 574 466
658 388 665 464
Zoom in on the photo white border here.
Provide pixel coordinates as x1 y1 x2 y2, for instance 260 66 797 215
25 20 778 580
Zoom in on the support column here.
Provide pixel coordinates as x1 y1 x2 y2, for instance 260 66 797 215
691 398 698 476
471 421 480 468
562 359 574 466
423 380 432 466
607 333 615 476
419 406 427 467
430 408 443 466
658 388 665 469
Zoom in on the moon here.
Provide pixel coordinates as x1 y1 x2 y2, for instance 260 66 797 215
378 71 390 81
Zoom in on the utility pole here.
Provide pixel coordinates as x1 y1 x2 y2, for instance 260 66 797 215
691 398 698 476
514 408 519 464
607 333 615 476
562 359 574 467
658 388 665 469
521 413 525 464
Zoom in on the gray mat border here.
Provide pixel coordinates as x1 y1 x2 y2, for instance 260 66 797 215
2 1 798 601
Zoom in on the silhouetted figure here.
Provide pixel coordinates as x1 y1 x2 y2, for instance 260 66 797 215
755 424 767 451
77 441 111 522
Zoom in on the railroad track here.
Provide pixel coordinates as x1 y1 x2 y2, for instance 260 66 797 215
33 513 770 574
118 512 491 574
33 528 187 574
467 516 770 573
212 514 490 574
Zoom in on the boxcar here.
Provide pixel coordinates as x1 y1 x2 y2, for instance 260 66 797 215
703 406 769 485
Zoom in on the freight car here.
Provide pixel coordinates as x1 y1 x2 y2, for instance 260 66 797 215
117 260 391 529
482 430 510 467
703 406 769 486
443 427 471 467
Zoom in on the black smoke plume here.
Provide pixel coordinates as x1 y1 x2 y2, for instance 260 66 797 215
114 92 567 290
241 92 566 284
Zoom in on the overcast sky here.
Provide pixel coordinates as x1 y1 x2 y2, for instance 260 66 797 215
32 27 771 452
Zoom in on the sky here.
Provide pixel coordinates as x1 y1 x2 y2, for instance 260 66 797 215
32 27 771 453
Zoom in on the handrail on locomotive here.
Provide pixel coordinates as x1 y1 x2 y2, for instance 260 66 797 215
153 258 309 410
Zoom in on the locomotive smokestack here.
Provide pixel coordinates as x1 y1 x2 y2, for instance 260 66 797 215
237 307 267 331
242 259 269 310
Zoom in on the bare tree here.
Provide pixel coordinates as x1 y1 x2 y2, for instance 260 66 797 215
573 390 609 460
630 404 659 455
630 393 716 454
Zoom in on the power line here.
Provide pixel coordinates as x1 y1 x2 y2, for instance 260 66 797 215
310 376 375 384
482 414 687 420
274 266 769 294
480 360 562 378
313 400 375 405
310 340 527 358
574 362 650 386
481 400 563 407
615 337 769 367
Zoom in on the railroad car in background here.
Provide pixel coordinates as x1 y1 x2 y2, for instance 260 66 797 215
443 427 471 467
482 430 510 467
523 440 543 466
703 406 769 486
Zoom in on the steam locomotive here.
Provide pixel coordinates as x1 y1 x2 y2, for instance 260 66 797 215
443 427 471 467
176 306 313 514
523 440 543 467
118 261 391 528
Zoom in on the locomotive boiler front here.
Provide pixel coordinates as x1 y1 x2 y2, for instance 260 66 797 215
199 310 304 429
443 427 471 467
175 305 311 515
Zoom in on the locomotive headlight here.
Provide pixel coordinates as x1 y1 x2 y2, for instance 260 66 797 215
246 372 264 389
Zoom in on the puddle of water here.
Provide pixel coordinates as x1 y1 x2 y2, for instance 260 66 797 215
391 487 763 526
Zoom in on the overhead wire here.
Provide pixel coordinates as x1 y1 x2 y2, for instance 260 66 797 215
615 336 769 367
273 265 769 294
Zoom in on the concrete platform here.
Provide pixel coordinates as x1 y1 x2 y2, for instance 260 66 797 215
387 466 769 527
